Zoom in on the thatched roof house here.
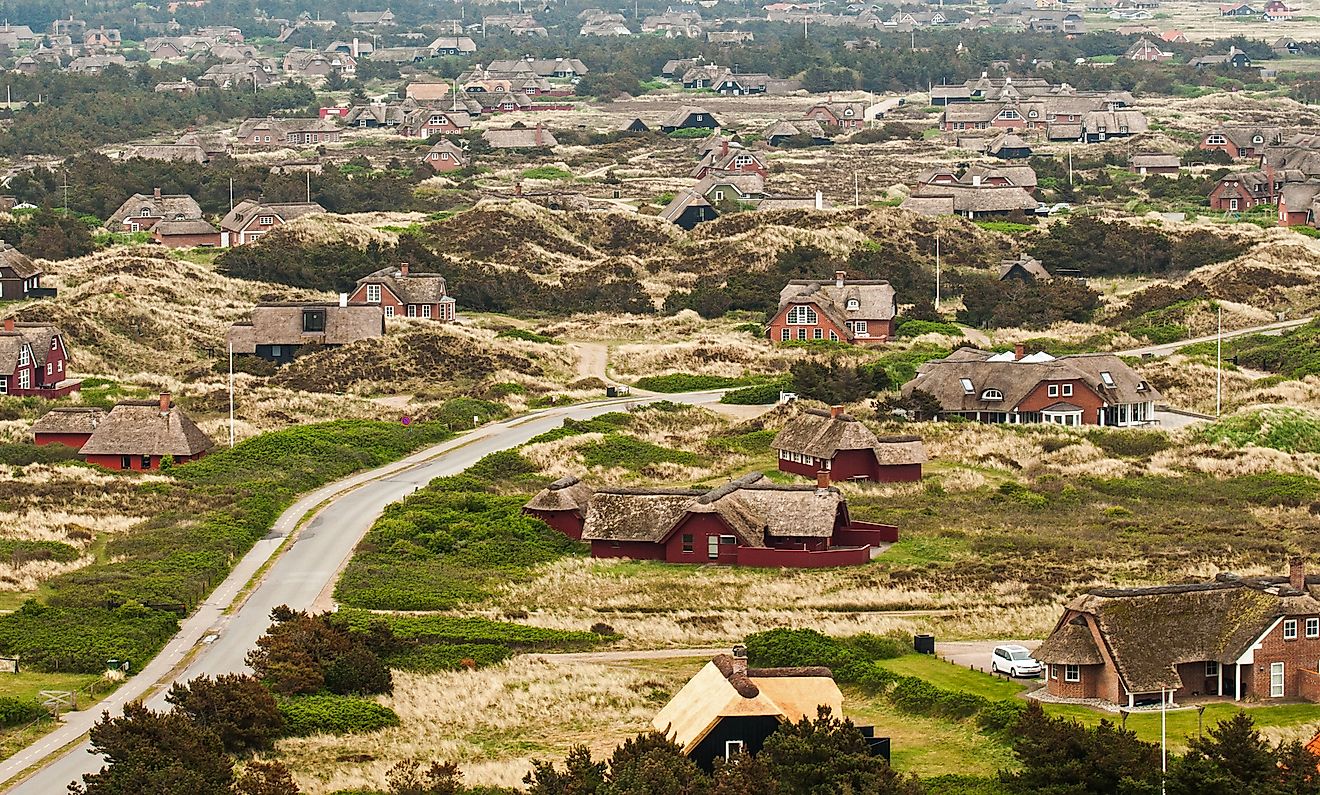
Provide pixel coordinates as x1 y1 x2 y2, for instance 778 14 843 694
349 264 455 321
524 471 898 567
997 255 1051 283
769 271 897 345
652 652 850 770
772 406 924 483
77 393 214 470
227 302 385 363
901 347 1160 427
1036 562 1320 705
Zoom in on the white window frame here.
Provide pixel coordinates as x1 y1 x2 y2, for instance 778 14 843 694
384 305 395 318
1062 384 1073 397
1206 134 1227 145
259 215 274 225
1048 384 1059 398
780 328 790 341
1064 664 1080 682
421 304 432 318
1206 661 1219 677
960 378 975 394
1271 661 1285 697
708 535 719 560
406 304 417 318
1285 619 1298 640
1307 618 1319 638
17 347 29 367
366 284 381 303
785 305 818 325
17 370 29 390
846 298 860 310
725 740 744 759
1100 371 1115 387
981 389 1003 401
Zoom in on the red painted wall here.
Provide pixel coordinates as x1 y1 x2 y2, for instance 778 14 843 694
736 545 871 567
875 463 922 483
85 451 206 471
590 540 666 560
835 521 900 545
664 514 739 564
522 508 583 540
33 432 92 448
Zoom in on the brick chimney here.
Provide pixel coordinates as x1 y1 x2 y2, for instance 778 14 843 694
153 187 162 200
2 318 13 332
1014 342 1026 360
730 644 748 675
830 404 844 419
533 123 544 147
721 138 729 157
400 261 409 276
514 181 523 197
816 470 831 489
834 269 846 287
158 392 171 413
1290 557 1306 591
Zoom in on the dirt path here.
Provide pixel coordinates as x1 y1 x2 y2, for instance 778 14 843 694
572 342 614 384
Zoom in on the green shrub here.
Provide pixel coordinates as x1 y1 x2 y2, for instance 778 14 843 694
667 127 714 138
896 320 964 338
520 166 573 181
278 695 400 736
0 540 80 564
975 699 1027 733
338 610 602 649
0 442 81 466
719 380 790 405
1198 407 1320 453
496 328 560 345
578 434 700 470
0 601 179 673
0 696 44 726
632 373 762 392
1087 429 1171 459
386 643 512 672
974 220 1035 234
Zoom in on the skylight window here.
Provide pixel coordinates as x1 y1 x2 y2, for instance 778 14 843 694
1100 371 1115 387
960 378 975 394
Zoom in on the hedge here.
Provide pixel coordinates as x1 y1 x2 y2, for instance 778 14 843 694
338 611 604 649
0 696 45 726
385 643 513 672
719 380 790 405
632 373 764 393
278 695 400 736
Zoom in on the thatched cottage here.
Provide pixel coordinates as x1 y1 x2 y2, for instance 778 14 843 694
1035 562 1320 706
36 393 215 470
767 271 896 345
347 263 456 321
772 406 924 483
652 650 887 770
901 346 1160 426
523 472 898 567
228 300 384 364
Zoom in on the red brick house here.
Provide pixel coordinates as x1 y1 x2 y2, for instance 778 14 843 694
152 219 224 248
0 318 76 398
691 141 768 179
805 102 866 130
1125 37 1171 61
220 200 325 245
422 140 468 172
71 393 215 471
901 346 1160 426
348 263 456 321
772 406 924 483
1207 169 1300 211
235 117 341 147
523 472 898 568
767 271 896 345
401 108 473 138
1200 126 1283 160
106 188 204 233
32 407 104 449
1278 182 1320 226
1035 561 1320 707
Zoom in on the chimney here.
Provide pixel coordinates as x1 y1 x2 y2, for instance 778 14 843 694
1014 342 1025 360
158 392 171 413
534 123 543 147
352 36 360 57
514 181 523 197
816 470 831 490
971 174 982 187
834 269 846 287
2 317 12 332
399 261 409 276
721 138 729 157
1290 558 1306 591
815 190 823 210
730 645 748 675
830 404 844 418
338 292 348 308
153 186 162 200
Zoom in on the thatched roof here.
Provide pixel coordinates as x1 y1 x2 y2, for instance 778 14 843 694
575 472 847 543
779 277 896 325
771 407 925 465
902 347 1161 412
107 192 203 226
482 126 558 149
653 654 843 754
79 400 215 457
907 183 1039 214
998 255 1051 282
0 243 40 279
524 475 594 513
659 190 715 224
660 105 717 129
1039 575 1320 693
356 265 450 305
227 303 385 353
128 144 207 163
154 218 220 236
220 200 325 232
31 407 106 437
9 323 64 368
1130 153 1180 169
1033 615 1103 665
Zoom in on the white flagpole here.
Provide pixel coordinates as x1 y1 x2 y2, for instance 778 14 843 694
935 233 942 310
1216 305 1223 417
228 342 235 447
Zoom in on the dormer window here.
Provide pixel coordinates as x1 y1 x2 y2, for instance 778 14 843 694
366 284 381 303
1137 380 1149 392
140 207 151 216
302 309 326 333
960 378 975 395
981 388 1003 401
786 305 818 325
1253 135 1264 144
846 298 860 310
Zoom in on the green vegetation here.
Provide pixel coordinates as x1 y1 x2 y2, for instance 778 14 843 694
1198 407 1320 454
719 379 792 405
579 434 700 470
896 320 965 338
520 165 574 181
278 695 401 737
335 470 580 612
0 540 79 564
973 221 1036 235
633 373 769 392
667 127 714 138
1180 318 1320 379
0 421 454 673
495 327 560 345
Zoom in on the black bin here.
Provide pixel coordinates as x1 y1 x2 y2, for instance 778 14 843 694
913 634 935 655
606 386 619 397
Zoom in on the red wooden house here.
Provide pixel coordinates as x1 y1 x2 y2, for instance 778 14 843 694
767 271 896 345
772 406 925 483
32 407 104 449
1199 126 1282 160
524 472 898 568
422 140 468 173
1035 561 1320 707
348 263 456 321
0 318 78 398
691 140 767 180
805 102 866 130
73 393 215 471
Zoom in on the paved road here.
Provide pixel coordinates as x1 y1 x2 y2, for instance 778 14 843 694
1116 316 1314 358
1 390 726 795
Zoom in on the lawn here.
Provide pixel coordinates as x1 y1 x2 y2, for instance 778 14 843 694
1043 702 1320 754
877 654 1026 700
0 670 103 703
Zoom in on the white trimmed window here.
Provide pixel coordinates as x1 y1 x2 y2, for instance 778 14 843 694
1285 619 1299 640
1308 618 1319 638
981 389 1003 401
18 370 29 390
366 284 381 303
1064 664 1080 682
1206 661 1219 677
1048 384 1059 398
18 347 29 367
1205 134 1227 145
384 305 395 318
786 305 818 325
813 328 823 339
407 304 417 317
960 378 975 395
781 328 790 341
1062 384 1073 397
422 304 432 318
259 215 274 225
829 330 838 341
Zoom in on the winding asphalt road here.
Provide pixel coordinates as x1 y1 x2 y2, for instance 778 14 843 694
1 389 726 795
1116 315 1315 358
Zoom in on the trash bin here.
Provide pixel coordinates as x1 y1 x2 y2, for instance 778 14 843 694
913 634 935 655
606 386 618 398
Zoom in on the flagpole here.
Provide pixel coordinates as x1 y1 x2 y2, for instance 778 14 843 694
1215 304 1223 417
935 233 942 310
228 342 235 448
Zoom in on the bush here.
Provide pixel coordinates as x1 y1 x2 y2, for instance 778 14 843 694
0 696 44 726
278 695 400 736
386 643 512 672
632 373 762 392
719 380 790 405
896 320 964 338
976 699 1027 733
496 328 559 345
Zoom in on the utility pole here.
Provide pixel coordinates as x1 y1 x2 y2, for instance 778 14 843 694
228 177 234 213
60 170 68 217
853 171 859 207
1161 689 1168 795
935 232 942 310
306 171 311 203
1068 147 1073 185
228 342 235 448
1215 304 1223 417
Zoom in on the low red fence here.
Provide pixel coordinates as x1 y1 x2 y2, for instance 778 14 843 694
837 521 900 545
13 380 81 399
1299 669 1320 703
736 545 873 568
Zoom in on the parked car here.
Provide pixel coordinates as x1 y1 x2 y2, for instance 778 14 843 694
990 644 1042 677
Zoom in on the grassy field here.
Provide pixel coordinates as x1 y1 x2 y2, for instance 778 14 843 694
1045 701 1320 753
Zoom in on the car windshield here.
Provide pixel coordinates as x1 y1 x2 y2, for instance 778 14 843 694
1010 651 1033 661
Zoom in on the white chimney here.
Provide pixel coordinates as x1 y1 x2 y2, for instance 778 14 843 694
834 269 846 288
338 293 348 307
352 37 360 57
972 175 982 186
815 190 823 210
